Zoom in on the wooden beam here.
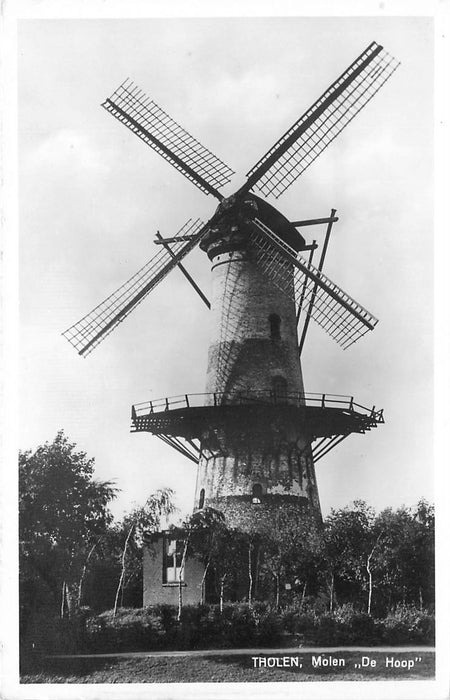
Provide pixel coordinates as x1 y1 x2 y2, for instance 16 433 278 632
291 216 339 228
298 209 337 356
296 241 316 325
301 242 319 251
155 232 211 309
154 234 201 245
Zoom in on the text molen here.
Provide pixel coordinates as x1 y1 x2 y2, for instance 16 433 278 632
312 655 345 668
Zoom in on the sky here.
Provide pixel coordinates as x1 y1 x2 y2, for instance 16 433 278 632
17 14 435 523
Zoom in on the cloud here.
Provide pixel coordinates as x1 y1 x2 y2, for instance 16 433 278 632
27 128 110 175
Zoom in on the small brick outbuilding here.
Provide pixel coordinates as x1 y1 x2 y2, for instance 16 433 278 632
143 530 206 607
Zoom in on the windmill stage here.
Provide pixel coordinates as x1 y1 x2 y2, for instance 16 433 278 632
63 41 398 532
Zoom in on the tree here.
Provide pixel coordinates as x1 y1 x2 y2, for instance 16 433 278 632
189 503 324 608
208 527 249 611
19 431 117 621
371 501 435 613
187 512 251 611
322 501 375 612
113 488 175 618
318 500 435 616
172 507 228 619
258 509 323 608
411 500 435 609
183 507 226 604
78 525 123 612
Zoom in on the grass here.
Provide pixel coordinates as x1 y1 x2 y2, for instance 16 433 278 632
21 650 435 683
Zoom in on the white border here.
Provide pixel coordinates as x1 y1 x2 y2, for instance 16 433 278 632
2 1 449 699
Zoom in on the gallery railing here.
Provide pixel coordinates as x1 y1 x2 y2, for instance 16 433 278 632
132 391 384 423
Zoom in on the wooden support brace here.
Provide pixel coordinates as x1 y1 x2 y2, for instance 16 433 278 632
291 216 339 228
155 232 211 309
298 208 337 357
154 234 201 245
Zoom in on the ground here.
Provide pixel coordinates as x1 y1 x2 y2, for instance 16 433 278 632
21 649 435 683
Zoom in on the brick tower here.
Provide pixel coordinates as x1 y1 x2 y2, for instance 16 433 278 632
193 197 321 525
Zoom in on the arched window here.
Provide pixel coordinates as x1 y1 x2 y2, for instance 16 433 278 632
272 376 287 402
199 488 205 509
268 314 281 340
252 483 263 504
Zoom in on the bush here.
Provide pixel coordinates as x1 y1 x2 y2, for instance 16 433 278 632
306 604 434 646
280 607 318 637
83 604 263 652
53 603 435 653
256 608 284 645
21 608 91 655
84 607 165 652
314 613 341 645
223 603 258 646
333 604 379 645
381 606 435 645
178 604 213 649
148 604 178 645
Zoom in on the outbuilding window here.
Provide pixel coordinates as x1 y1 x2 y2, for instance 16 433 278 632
272 376 287 402
162 536 184 584
199 488 205 509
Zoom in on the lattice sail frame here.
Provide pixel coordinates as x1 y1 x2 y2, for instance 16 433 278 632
250 219 378 349
63 219 206 356
245 42 400 198
102 79 234 198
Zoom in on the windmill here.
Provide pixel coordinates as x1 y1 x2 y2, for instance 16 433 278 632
63 41 399 526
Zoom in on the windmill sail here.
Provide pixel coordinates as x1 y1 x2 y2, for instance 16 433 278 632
250 218 378 349
245 42 400 198
63 219 206 356
102 80 235 199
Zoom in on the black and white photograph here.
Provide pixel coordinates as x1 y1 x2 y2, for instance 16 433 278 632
1 1 449 698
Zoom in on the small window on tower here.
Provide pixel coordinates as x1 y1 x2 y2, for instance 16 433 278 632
272 376 287 402
199 488 205 509
252 483 263 504
269 314 281 340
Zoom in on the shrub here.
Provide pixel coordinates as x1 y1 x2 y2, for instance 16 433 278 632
255 608 284 645
56 602 436 653
381 606 435 645
314 613 341 646
150 604 177 634
332 604 379 645
280 607 318 637
178 605 212 649
296 605 381 646
22 612 77 655
84 607 165 652
226 603 258 646
411 611 435 644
